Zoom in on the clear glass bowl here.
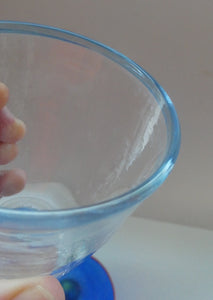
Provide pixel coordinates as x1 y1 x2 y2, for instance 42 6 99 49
0 21 180 297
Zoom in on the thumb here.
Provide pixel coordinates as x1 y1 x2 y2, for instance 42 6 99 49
0 276 65 300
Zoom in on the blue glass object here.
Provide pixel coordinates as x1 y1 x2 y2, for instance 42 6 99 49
58 257 114 300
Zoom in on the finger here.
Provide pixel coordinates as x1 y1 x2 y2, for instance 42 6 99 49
0 82 9 110
0 107 26 143
0 169 26 197
0 143 18 165
0 276 65 300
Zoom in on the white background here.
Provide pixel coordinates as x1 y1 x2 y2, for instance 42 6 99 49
0 0 213 230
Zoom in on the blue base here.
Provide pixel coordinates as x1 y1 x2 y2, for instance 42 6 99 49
58 257 115 300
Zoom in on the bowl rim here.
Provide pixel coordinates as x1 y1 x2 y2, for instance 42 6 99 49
0 21 181 229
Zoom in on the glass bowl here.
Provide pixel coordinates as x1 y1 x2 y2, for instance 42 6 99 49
0 21 180 299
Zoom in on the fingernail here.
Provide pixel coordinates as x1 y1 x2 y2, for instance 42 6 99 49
13 285 55 300
12 118 26 140
0 82 9 109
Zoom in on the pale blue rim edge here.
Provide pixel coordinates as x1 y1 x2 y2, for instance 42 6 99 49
0 21 181 229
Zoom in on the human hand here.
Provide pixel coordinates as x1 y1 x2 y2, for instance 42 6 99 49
0 82 26 196
0 276 65 300
0 83 65 300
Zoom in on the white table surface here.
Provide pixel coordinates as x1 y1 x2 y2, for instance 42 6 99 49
95 217 213 300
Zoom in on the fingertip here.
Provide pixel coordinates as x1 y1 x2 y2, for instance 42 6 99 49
0 169 26 197
0 117 26 143
0 276 65 300
14 118 26 141
0 143 18 165
38 276 65 300
0 82 9 110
